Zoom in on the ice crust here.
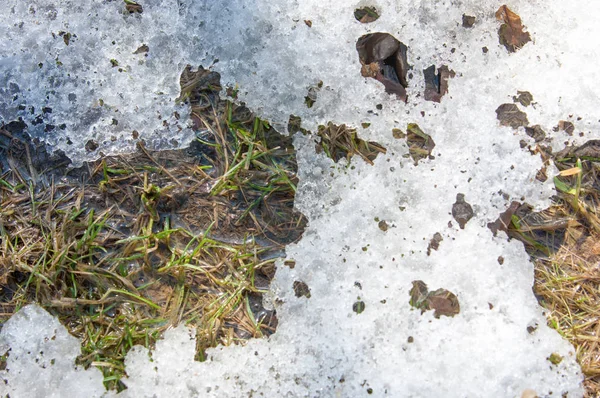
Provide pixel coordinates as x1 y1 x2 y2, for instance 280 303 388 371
0 0 194 165
1 0 599 396
0 305 107 398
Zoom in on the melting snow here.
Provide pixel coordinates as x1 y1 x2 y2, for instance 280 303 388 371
2 0 599 396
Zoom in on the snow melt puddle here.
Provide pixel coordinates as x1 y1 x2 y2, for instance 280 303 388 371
2 0 599 396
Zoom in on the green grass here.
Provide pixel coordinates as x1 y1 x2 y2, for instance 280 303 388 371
0 69 305 390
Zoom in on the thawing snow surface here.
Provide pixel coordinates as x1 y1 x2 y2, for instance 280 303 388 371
2 0 599 396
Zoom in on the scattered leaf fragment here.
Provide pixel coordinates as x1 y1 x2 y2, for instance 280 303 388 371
495 103 528 129
405 123 435 165
85 139 99 153
353 300 366 314
293 281 311 298
58 31 72 46
304 20 312 28
554 120 575 136
409 280 460 318
426 232 443 255
378 220 389 232
423 65 455 103
356 33 409 101
513 90 534 106
452 193 474 229
133 44 149 55
304 81 323 108
409 280 429 310
495 5 531 52
354 7 380 23
392 128 405 139
487 201 520 236
535 166 548 182
547 352 563 365
178 65 221 104
124 0 143 13
462 14 476 28
525 125 546 142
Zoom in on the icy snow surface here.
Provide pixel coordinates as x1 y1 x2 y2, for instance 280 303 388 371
2 0 600 396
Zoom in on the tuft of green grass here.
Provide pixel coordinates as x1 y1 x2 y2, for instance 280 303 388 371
0 67 306 390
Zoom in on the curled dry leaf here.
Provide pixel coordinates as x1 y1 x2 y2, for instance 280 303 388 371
356 33 409 102
495 5 531 52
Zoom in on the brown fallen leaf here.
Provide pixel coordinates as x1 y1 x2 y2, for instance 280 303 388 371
495 5 531 52
554 120 575 135
495 103 529 129
487 201 521 236
423 65 455 103
427 289 460 318
409 280 460 318
513 90 534 106
356 33 409 101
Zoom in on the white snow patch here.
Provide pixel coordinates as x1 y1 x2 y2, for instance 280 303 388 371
0 305 109 398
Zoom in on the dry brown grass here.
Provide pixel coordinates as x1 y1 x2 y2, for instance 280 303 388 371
506 154 600 397
0 67 305 390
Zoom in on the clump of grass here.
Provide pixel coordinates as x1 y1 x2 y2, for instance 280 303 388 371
315 122 386 165
0 67 305 390
507 153 600 397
